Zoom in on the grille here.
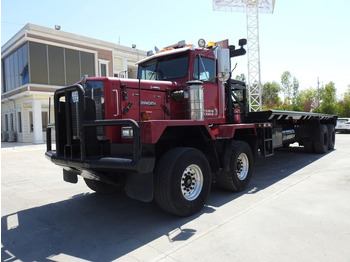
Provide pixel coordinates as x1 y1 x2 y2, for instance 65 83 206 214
72 81 105 140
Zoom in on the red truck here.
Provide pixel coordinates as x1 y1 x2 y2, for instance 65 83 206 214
46 39 337 216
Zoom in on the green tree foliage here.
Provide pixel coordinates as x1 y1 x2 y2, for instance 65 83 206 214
279 71 302 111
281 71 293 104
336 101 350 117
343 85 350 102
262 81 281 110
335 85 350 117
299 88 318 112
314 81 337 114
235 74 246 82
255 69 349 116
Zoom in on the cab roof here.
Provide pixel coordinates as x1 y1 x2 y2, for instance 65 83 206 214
136 45 195 65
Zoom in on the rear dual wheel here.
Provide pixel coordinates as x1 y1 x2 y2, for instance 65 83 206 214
313 124 329 154
217 141 253 192
154 147 211 217
327 124 335 150
305 124 335 154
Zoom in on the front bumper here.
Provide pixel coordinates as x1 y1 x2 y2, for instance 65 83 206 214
45 84 155 175
45 150 155 174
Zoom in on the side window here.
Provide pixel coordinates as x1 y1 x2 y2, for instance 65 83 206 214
193 57 216 82
99 60 109 77
138 60 157 80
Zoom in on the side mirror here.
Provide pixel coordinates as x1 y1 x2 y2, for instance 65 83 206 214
217 48 230 81
239 39 247 47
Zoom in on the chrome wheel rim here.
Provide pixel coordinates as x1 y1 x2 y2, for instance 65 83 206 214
181 164 203 201
237 153 249 180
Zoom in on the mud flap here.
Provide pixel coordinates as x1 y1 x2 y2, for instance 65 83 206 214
63 169 78 183
125 172 153 202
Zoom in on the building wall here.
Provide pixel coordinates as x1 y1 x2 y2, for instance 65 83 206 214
1 23 146 143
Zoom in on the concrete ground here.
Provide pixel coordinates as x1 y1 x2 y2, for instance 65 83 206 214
1 134 350 262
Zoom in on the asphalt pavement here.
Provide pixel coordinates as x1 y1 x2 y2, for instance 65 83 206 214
2 134 350 262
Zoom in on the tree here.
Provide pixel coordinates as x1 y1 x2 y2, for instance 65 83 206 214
235 74 246 82
281 71 293 104
336 100 350 117
335 85 350 117
319 81 337 114
280 71 302 110
291 77 302 111
262 81 281 109
299 88 318 112
343 85 350 102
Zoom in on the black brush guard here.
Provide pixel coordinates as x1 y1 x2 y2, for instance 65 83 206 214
45 84 154 174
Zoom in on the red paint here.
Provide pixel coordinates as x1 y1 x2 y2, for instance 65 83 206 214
85 41 251 144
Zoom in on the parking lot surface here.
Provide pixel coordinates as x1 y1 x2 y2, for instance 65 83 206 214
2 134 350 261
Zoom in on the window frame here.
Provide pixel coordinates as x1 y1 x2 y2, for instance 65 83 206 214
193 56 217 83
99 59 110 77
17 112 22 133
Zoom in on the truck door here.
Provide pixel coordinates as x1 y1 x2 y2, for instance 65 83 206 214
193 56 224 123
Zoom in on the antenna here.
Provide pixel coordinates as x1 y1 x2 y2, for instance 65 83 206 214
213 0 276 112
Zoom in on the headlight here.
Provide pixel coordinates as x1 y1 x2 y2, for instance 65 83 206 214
121 127 133 138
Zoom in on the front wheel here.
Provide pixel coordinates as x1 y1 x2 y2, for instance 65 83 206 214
154 147 211 217
217 140 253 192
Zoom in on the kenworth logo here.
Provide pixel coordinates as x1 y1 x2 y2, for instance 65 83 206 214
141 101 156 106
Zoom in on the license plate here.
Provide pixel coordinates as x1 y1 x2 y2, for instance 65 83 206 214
72 91 79 103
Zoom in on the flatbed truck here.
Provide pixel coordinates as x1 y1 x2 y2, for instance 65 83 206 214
46 38 337 216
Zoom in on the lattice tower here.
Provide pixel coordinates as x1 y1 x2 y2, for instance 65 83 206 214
213 0 275 112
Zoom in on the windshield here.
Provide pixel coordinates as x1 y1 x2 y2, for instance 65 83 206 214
138 53 189 80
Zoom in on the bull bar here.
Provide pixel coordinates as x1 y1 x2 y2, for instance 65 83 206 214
45 84 154 174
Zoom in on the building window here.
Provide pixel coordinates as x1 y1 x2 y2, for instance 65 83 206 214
81 52 95 78
29 42 49 84
2 42 96 92
101 64 107 76
28 111 49 132
17 112 22 133
10 113 14 131
42 111 48 132
99 60 109 77
5 114 9 132
65 48 80 84
29 111 33 133
48 46 65 85
2 43 29 93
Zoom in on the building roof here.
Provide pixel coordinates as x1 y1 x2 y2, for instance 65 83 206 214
1 23 146 58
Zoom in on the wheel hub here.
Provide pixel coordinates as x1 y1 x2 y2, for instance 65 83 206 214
236 153 249 181
181 164 203 201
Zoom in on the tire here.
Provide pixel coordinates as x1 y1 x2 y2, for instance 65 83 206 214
282 143 290 148
304 141 314 153
327 124 335 150
154 147 211 217
217 141 253 192
84 178 122 194
313 124 329 154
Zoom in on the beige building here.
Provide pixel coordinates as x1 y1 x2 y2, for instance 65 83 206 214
1 23 146 143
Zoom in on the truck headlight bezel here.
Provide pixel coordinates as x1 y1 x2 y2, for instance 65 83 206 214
121 126 133 138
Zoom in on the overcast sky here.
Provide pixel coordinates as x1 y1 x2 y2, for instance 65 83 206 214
1 0 350 96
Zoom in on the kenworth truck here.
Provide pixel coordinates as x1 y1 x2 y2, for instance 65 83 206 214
45 38 337 216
